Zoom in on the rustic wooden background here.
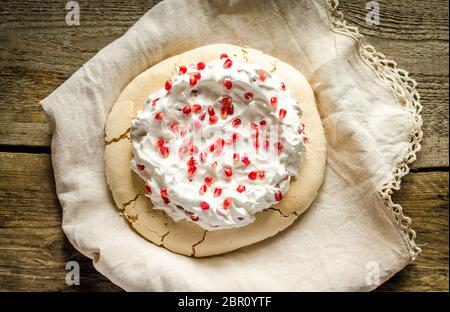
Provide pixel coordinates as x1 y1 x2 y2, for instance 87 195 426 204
0 0 448 291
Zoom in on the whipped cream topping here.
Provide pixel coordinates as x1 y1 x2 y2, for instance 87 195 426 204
130 55 308 230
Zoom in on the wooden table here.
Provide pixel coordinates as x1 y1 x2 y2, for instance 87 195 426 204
0 0 448 291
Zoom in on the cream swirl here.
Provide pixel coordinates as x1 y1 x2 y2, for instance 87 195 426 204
130 56 308 230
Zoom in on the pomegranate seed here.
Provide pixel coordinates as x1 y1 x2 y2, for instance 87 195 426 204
231 132 239 142
209 115 218 124
200 201 210 211
199 112 206 121
170 123 179 134
254 139 260 150
154 138 165 148
217 138 225 147
178 146 187 156
151 97 160 107
137 163 145 171
197 62 205 70
191 104 202 112
223 198 232 209
220 106 228 119
259 72 267 81
189 145 199 155
275 190 283 201
165 80 172 91
227 104 234 115
200 151 207 162
244 92 254 102
259 120 267 127
279 109 287 120
187 157 197 166
241 156 251 166
221 96 232 106
189 75 197 86
220 53 228 59
193 72 201 80
172 125 180 135
232 118 241 128
281 82 286 91
214 144 223 155
275 141 283 154
258 170 265 180
270 97 278 109
304 136 310 143
193 120 201 129
223 58 233 69
224 79 233 89
211 161 218 168
233 153 240 163
145 183 152 193
154 112 164 120
208 106 215 116
182 104 191 115
178 65 187 75
209 144 215 152
199 184 207 195
160 188 170 204
237 184 246 193
160 146 170 158
248 171 258 180
191 214 199 221
188 165 197 177
223 167 233 177
204 176 215 186
213 188 222 197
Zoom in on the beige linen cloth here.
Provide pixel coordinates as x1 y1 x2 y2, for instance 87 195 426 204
41 0 423 291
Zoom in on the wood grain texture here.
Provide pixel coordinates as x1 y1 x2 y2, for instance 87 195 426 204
0 152 448 291
0 0 163 147
0 0 448 292
377 171 449 291
0 0 447 169
338 0 449 168
0 152 122 291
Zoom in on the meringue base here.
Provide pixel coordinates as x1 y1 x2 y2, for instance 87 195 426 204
104 44 326 257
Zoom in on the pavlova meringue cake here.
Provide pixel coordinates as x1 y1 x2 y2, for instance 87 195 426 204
104 44 326 256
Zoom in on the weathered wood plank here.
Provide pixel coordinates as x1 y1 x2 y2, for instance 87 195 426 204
377 171 449 291
338 0 449 169
0 0 448 169
0 152 447 291
0 0 162 147
0 152 122 291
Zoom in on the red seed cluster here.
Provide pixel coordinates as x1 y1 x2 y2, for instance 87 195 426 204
160 188 170 204
179 65 187 75
165 80 172 91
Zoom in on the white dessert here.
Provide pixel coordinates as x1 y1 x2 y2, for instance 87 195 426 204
130 55 308 230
